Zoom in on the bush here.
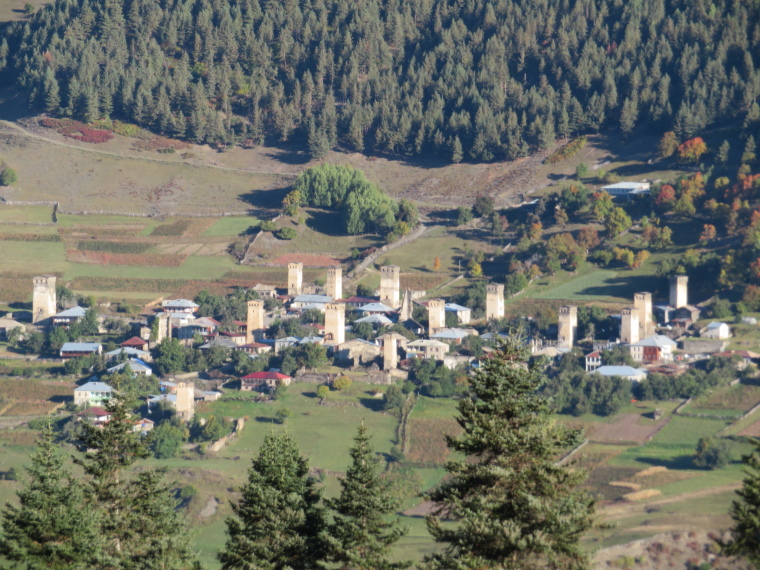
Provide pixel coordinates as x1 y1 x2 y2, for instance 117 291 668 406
333 376 353 391
543 136 587 164
260 220 277 232
316 385 329 401
275 407 292 424
693 437 731 470
0 168 18 186
277 227 296 240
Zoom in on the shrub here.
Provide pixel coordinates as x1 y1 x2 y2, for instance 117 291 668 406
0 168 18 186
260 220 277 232
277 227 296 240
333 376 353 391
543 136 587 164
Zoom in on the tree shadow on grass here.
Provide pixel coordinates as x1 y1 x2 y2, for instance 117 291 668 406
254 416 279 424
239 187 291 210
634 454 696 470
359 398 385 412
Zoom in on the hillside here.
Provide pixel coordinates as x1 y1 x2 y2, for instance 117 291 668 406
3 0 760 159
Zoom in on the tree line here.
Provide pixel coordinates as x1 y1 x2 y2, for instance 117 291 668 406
4 0 760 159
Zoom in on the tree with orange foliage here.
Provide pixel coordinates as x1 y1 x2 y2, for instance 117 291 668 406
632 250 650 269
655 185 676 210
700 224 717 244
528 222 543 241
433 257 441 271
677 137 708 163
577 227 600 251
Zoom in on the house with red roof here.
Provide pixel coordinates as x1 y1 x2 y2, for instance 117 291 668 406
585 350 602 372
241 371 292 392
120 336 149 351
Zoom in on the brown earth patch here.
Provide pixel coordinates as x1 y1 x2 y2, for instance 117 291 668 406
2 401 59 416
738 418 760 437
67 249 187 267
399 273 448 291
405 417 462 464
269 253 342 267
587 414 670 444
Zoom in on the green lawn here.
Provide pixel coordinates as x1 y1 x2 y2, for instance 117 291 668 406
0 205 54 223
202 217 260 237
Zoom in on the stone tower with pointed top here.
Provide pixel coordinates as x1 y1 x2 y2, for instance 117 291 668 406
399 289 413 322
32 275 57 324
486 283 505 320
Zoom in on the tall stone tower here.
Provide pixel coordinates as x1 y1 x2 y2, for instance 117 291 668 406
326 267 342 300
175 382 195 421
288 262 303 296
669 275 688 308
379 265 401 308
32 275 57 324
557 305 578 348
246 300 265 343
381 333 398 371
486 283 505 320
324 303 345 344
427 299 445 336
620 307 640 344
633 292 654 338
399 289 413 322
154 313 172 344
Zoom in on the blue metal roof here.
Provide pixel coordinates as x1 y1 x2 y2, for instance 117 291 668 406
54 306 87 318
61 342 101 352
76 381 112 392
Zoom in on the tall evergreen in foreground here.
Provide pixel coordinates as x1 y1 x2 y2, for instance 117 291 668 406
426 338 595 570
219 432 326 569
722 438 760 564
76 394 200 569
0 422 101 569
324 423 410 570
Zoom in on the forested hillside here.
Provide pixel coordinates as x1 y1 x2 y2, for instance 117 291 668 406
4 0 760 159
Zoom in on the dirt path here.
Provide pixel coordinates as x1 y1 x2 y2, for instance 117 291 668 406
599 483 741 521
0 120 296 177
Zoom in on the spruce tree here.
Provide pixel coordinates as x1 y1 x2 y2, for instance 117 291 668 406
219 432 325 569
76 394 199 569
324 423 410 570
426 337 595 570
0 422 101 569
722 438 760 564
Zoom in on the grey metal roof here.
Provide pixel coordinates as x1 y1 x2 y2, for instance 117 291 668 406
444 303 471 312
54 306 87 318
293 294 333 303
431 328 472 340
356 302 395 313
705 321 728 330
107 360 152 374
105 347 149 358
631 335 678 348
594 365 647 377
61 342 101 352
354 314 393 324
162 299 198 308
75 381 113 392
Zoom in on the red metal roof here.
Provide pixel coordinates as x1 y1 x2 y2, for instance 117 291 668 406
241 371 291 380
120 336 147 347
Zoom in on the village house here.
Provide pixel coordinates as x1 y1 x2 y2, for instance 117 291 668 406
354 314 393 326
133 417 155 434
105 347 151 361
240 371 292 391
106 358 153 376
251 283 278 298
60 342 102 360
701 321 731 340
177 316 221 340
334 338 382 366
405 339 449 360
234 341 272 356
336 296 379 309
74 381 113 407
51 306 87 328
120 336 149 352
219 330 248 344
629 335 678 364
444 303 472 325
600 181 651 198
290 294 333 312
0 316 23 340
161 299 199 314
431 328 476 343
78 406 111 426
585 350 602 372
355 302 396 315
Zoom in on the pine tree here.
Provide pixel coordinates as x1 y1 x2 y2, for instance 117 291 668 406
722 439 760 564
426 337 595 570
324 423 410 570
0 422 101 569
219 432 325 569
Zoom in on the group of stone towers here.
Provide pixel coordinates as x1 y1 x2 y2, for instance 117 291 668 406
287 262 343 300
619 292 655 344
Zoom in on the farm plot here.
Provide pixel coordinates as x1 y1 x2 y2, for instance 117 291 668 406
586 413 670 445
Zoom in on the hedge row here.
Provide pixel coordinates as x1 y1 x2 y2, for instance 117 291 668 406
150 219 193 236
76 240 152 254
543 136 588 164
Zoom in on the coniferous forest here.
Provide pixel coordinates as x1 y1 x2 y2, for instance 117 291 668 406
2 0 760 159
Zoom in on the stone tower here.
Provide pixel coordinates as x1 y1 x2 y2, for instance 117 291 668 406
381 333 398 371
175 382 195 421
620 307 640 345
246 300 265 343
427 299 446 336
326 267 342 300
32 275 57 324
399 289 413 322
288 262 303 296
633 292 654 338
379 265 401 308
486 283 505 320
154 313 172 344
557 305 578 348
669 275 688 308
324 303 345 344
